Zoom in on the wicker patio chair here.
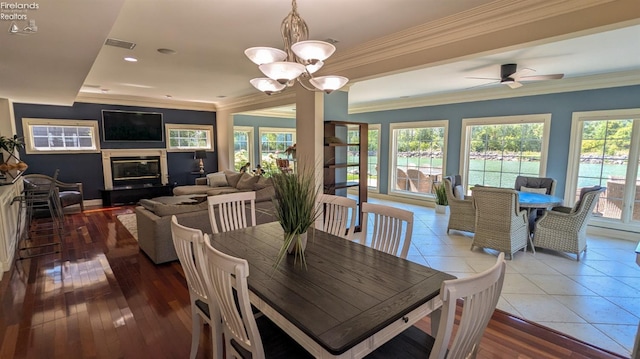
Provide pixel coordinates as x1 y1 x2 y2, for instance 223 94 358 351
533 186 605 261
407 169 433 194
444 175 475 234
471 186 528 259
396 168 409 191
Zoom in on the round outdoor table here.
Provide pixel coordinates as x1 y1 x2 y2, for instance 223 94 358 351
518 192 563 208
517 191 563 254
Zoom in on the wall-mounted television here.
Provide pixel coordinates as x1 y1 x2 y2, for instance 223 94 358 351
102 110 164 142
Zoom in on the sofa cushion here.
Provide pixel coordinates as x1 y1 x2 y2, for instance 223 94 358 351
255 186 276 202
153 200 208 217
254 176 273 190
206 187 241 196
236 172 260 190
224 170 242 188
207 172 229 187
173 185 211 196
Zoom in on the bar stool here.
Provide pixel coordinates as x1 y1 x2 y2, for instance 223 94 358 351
14 174 64 259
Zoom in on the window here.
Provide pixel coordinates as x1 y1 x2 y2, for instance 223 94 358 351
259 128 295 173
165 124 214 151
22 118 100 154
461 114 551 190
234 126 254 172
390 121 447 198
567 109 640 232
367 125 380 191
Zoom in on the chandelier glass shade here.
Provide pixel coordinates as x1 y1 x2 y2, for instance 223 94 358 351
246 0 348 95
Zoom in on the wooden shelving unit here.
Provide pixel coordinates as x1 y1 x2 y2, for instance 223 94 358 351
323 121 368 230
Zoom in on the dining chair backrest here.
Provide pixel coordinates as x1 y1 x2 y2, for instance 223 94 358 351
207 191 256 234
514 175 557 195
430 252 506 358
361 202 413 259
170 216 221 358
318 194 357 240
199 239 266 359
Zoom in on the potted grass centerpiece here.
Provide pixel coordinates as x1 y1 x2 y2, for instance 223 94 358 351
271 166 321 268
434 181 448 214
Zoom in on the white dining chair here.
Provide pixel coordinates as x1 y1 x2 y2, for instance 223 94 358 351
207 191 256 234
318 194 357 240
365 252 506 359
197 239 313 359
170 216 222 359
361 202 414 259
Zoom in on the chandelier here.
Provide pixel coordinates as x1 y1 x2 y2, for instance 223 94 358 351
245 0 348 95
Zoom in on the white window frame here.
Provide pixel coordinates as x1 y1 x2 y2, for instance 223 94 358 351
258 127 296 162
22 118 101 154
165 123 214 152
234 126 254 171
460 114 551 190
567 108 640 233
389 120 448 199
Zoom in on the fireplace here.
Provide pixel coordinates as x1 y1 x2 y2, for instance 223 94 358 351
101 149 168 190
111 157 161 188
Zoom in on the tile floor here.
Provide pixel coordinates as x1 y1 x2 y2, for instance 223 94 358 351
362 197 640 356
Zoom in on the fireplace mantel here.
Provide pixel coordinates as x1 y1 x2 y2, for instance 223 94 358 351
101 149 168 190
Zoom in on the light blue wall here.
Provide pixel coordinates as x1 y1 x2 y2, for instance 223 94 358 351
349 85 640 197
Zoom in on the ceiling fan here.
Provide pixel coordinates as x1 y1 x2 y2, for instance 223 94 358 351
467 63 564 89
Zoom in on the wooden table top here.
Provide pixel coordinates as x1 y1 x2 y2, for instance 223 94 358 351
518 191 563 208
209 221 455 355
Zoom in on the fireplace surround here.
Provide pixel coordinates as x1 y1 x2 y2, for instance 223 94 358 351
101 149 168 190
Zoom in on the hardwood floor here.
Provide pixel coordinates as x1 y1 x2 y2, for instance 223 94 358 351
0 206 629 358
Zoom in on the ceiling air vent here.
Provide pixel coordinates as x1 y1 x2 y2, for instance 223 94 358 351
105 38 136 50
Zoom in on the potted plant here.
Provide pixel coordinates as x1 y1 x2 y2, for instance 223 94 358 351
434 181 448 214
0 135 27 172
271 166 321 268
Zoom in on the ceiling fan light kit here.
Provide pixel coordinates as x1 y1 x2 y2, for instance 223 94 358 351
246 0 348 95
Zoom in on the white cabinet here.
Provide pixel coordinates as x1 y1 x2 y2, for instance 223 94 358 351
0 181 22 280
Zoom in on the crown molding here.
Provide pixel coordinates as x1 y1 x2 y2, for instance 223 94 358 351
216 90 297 114
323 0 614 75
349 70 640 114
75 93 217 112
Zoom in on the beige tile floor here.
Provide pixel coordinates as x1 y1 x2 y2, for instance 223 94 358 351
361 197 640 356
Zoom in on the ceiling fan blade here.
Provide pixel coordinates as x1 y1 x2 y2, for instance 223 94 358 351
519 74 564 81
466 80 500 90
510 68 535 80
507 81 523 89
465 76 500 80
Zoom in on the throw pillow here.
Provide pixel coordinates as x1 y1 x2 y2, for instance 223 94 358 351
236 172 260 190
453 185 465 200
520 186 547 194
207 172 228 187
224 169 242 188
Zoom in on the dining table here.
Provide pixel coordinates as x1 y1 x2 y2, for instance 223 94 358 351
517 191 564 253
209 221 455 358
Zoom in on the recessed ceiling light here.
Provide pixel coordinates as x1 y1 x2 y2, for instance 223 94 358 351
124 57 138 62
216 95 227 98
157 48 177 55
165 95 172 98
101 89 110 93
